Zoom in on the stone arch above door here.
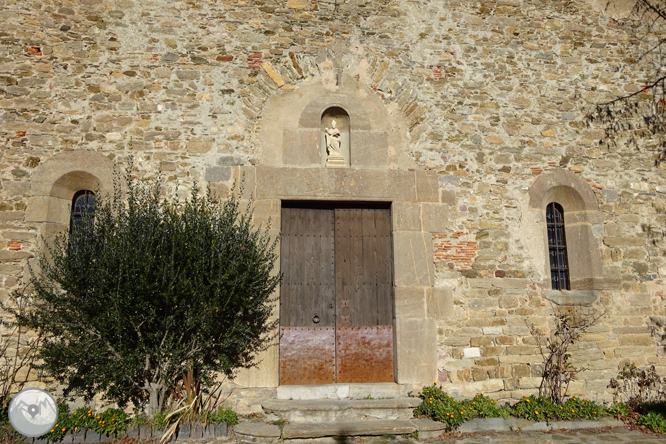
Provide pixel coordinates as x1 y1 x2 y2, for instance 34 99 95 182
256 75 415 170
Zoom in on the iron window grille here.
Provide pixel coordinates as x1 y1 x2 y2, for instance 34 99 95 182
70 190 95 233
546 202 570 291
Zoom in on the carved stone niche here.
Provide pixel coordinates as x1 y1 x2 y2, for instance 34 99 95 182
320 107 350 168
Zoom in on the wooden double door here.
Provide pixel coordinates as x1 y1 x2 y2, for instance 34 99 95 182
279 203 395 385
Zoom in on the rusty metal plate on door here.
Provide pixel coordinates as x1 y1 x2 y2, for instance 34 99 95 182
279 326 336 385
336 325 394 383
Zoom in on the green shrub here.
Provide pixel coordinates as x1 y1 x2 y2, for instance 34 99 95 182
414 384 509 430
461 394 510 419
40 406 129 442
511 395 558 421
415 385 608 430
609 402 631 417
207 406 238 426
637 410 666 434
636 401 666 434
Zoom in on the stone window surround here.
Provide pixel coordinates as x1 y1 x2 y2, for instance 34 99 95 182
528 169 605 306
25 151 114 243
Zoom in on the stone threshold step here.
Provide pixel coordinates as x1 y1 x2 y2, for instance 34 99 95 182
263 398 421 412
262 398 421 423
234 419 445 441
277 383 402 401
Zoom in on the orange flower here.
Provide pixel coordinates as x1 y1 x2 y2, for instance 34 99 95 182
61 428 66 432
50 430 54 433
535 410 539 414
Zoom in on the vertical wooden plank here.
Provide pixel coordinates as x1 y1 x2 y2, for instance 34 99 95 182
376 208 393 325
351 209 364 326
335 209 352 327
279 207 291 327
319 209 336 326
290 208 300 327
361 209 377 326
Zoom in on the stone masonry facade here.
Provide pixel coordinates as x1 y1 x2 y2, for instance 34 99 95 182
0 0 665 412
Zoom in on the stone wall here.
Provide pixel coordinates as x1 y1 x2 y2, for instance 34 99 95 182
0 0 665 411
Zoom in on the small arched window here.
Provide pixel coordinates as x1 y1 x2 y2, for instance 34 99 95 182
546 202 570 290
70 190 95 232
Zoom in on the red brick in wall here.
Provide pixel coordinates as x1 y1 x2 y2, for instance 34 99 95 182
432 231 479 270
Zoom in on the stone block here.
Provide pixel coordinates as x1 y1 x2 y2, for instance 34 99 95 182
138 425 152 439
230 166 256 200
186 138 213 154
234 422 281 438
124 426 138 440
415 170 439 202
506 345 536 355
618 334 655 346
445 379 504 399
481 346 505 357
393 202 420 231
234 342 279 387
421 203 448 232
470 336 493 347
395 286 426 319
457 417 512 433
255 167 325 199
204 166 231 183
325 168 415 200
25 196 66 224
427 287 453 320
543 290 597 306
396 318 436 384
519 377 542 389
2 181 29 196
0 211 25 222
626 293 652 306
351 130 389 168
190 424 203 439
603 237 645 246
463 347 481 358
282 129 320 166
482 326 503 335
512 364 531 377
0 251 33 260
252 199 280 228
72 428 87 443
393 232 433 287
176 424 189 440
214 423 227 437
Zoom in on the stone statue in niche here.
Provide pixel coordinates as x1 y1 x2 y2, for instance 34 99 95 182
321 107 349 168
325 120 342 156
